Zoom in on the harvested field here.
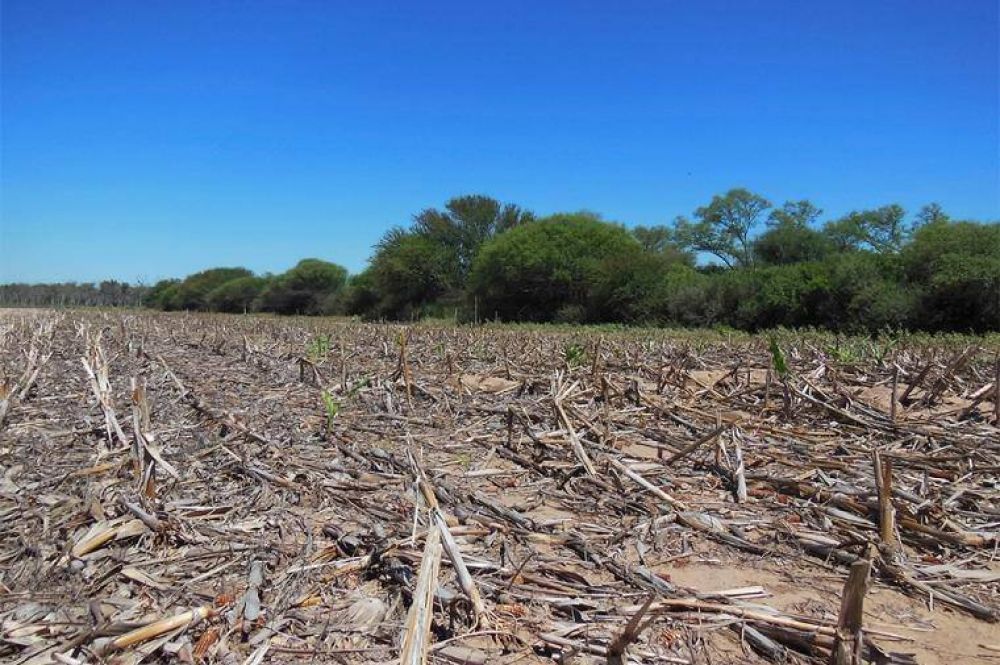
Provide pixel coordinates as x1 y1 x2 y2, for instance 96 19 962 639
1 310 998 665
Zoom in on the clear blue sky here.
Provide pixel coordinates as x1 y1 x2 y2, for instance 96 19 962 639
2 0 997 283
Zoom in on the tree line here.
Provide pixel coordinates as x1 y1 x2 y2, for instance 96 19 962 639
0 280 147 309
3 191 998 332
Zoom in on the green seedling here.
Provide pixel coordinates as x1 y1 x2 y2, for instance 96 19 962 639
564 343 587 368
306 334 331 363
321 389 339 433
768 336 789 377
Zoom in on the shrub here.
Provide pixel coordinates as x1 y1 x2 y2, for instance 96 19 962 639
257 259 347 315
902 220 1000 331
167 268 253 311
144 279 180 309
204 276 269 313
469 212 640 322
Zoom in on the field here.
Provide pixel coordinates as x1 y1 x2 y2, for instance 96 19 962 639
1 310 998 665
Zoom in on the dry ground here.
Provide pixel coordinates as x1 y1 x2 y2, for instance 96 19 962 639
1 310 998 665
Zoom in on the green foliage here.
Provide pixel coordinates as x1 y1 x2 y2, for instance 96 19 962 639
563 342 587 367
630 225 694 265
257 259 348 315
754 209 835 265
131 193 997 335
366 231 459 319
144 279 180 309
468 212 640 322
341 269 380 317
767 200 822 228
768 337 789 376
589 246 689 323
320 390 339 432
204 276 268 313
734 262 833 329
306 334 331 362
823 204 909 253
818 252 915 331
355 195 535 320
412 194 535 280
915 203 950 227
167 267 253 311
902 220 1000 331
672 188 771 268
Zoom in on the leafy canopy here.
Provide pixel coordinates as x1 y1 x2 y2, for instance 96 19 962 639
672 188 772 268
469 212 640 322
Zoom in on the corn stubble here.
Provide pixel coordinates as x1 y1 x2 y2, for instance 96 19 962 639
0 309 998 665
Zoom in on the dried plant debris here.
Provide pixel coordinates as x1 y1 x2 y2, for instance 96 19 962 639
1 310 998 665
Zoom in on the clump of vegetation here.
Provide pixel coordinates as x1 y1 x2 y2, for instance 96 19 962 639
320 389 339 433
768 336 789 377
8 191 996 334
563 342 587 367
306 334 330 363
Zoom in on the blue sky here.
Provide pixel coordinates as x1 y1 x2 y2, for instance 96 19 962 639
2 0 997 283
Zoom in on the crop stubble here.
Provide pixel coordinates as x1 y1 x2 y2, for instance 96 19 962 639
1 310 998 664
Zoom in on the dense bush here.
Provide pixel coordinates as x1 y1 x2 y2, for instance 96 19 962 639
589 247 690 323
143 279 180 309
358 195 535 320
365 232 460 319
204 276 270 313
753 223 835 265
163 267 253 311
468 212 641 322
902 221 1000 332
256 259 348 315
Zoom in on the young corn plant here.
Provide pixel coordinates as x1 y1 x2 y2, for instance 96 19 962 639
768 336 789 378
306 334 331 364
768 336 793 418
321 389 339 435
564 343 587 368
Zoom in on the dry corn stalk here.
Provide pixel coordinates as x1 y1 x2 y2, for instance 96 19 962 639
399 520 442 665
408 447 490 628
81 329 128 447
105 605 214 653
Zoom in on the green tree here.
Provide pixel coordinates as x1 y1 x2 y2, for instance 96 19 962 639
367 232 459 319
341 269 380 317
205 276 269 313
817 252 915 330
672 188 771 268
767 200 822 228
144 279 180 309
630 225 694 265
412 195 535 281
915 203 950 227
257 259 347 315
168 267 253 311
753 202 834 265
902 220 1000 331
823 204 909 253
469 212 640 322
589 247 690 323
359 195 535 319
